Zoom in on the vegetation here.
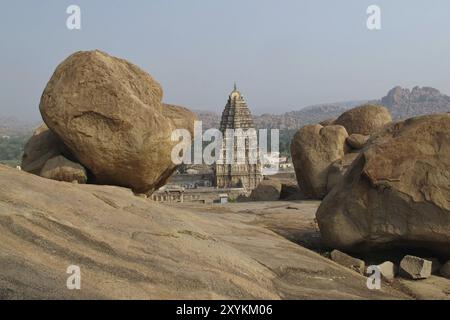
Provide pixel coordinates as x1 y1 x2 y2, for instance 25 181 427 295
0 134 30 167
278 129 296 157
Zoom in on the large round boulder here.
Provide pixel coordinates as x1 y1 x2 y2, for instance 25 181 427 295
40 50 196 194
334 104 392 135
290 124 349 199
316 114 450 257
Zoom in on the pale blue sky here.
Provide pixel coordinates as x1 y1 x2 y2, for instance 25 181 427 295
1 0 449 120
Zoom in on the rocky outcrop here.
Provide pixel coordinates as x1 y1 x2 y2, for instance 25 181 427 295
334 104 392 135
40 155 87 183
250 179 282 201
0 165 407 299
316 114 450 257
290 124 349 199
39 50 196 194
21 124 69 174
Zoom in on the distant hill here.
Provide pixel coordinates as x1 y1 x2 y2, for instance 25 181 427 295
253 101 369 130
195 100 369 130
0 117 38 136
193 110 220 130
379 86 450 120
196 86 450 130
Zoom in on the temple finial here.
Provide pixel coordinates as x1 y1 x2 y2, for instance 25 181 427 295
233 82 237 91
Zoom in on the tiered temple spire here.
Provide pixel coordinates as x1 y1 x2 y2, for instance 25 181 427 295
214 84 263 191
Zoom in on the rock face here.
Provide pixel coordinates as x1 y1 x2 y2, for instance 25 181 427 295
40 156 87 183
400 256 432 280
317 114 450 257
334 104 392 135
330 250 365 275
250 180 282 201
39 50 196 194
291 124 349 199
0 165 408 299
326 153 359 193
21 124 69 175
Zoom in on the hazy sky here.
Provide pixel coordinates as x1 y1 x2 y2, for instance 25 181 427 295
1 0 449 121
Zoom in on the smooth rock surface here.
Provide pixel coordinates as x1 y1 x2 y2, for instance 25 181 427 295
0 165 408 299
291 124 349 199
334 104 392 135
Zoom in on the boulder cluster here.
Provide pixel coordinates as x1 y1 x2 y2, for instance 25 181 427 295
291 103 450 275
291 104 391 199
22 50 197 194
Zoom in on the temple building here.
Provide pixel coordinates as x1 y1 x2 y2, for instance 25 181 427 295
214 84 263 191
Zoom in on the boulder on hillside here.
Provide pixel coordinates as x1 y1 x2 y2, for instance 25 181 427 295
290 124 349 199
334 104 392 135
250 180 282 201
326 153 359 192
399 256 432 280
21 123 69 175
40 155 87 183
39 50 196 194
346 134 369 150
316 114 450 257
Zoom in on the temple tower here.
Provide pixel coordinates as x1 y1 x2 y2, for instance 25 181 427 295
214 84 263 190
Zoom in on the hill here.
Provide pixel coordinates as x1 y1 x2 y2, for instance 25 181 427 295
0 165 407 299
380 86 450 120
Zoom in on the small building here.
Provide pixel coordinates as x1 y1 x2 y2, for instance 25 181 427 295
219 194 229 204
